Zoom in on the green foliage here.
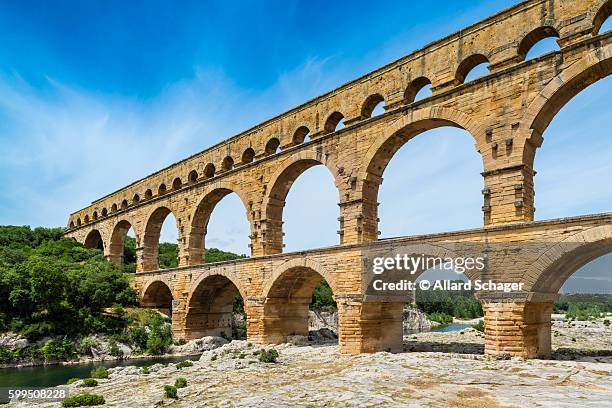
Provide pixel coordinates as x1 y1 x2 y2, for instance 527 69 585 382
80 378 98 387
258 348 279 363
210 353 217 361
142 365 150 374
158 243 179 269
41 338 75 361
67 378 81 385
108 339 123 358
90 366 109 379
164 385 178 399
175 377 187 388
427 312 453 325
472 319 485 332
175 360 193 369
415 284 483 319
558 301 606 320
128 326 149 352
61 393 105 407
145 314 173 355
310 280 336 311
232 322 247 340
205 247 246 263
604 319 611 326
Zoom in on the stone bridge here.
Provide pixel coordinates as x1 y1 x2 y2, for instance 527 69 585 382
65 0 612 357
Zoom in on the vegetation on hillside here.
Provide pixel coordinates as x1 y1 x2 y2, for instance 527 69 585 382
415 283 484 323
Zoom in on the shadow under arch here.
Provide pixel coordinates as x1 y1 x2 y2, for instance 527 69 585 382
186 184 252 265
84 229 104 251
184 272 246 340
262 154 341 254
141 280 174 318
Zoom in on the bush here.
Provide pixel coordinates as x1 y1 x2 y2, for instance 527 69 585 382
145 314 172 355
108 340 123 358
41 338 75 361
175 360 193 369
258 348 279 363
175 377 187 388
310 280 336 311
427 312 453 325
80 378 98 387
128 326 148 352
164 385 178 399
472 320 485 333
66 377 81 385
90 366 109 379
142 365 150 374
61 393 105 407
604 319 610 326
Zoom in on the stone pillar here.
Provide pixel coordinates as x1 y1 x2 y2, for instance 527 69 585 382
482 300 553 358
482 164 535 225
340 178 380 244
257 297 312 344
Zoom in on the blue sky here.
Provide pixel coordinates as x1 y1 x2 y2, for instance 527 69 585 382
0 1 610 292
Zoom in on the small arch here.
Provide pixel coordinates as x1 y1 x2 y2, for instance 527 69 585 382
204 163 216 178
84 215 90 223
292 126 310 145
324 111 345 133
121 199 129 210
518 26 560 61
241 148 255 164
361 93 385 119
101 208 108 217
69 221 75 228
404 77 433 103
158 184 167 196
111 203 118 213
455 54 490 84
84 229 104 250
144 189 153 200
133 194 140 204
77 218 82 226
265 138 281 155
93 211 98 220
593 0 612 34
172 177 182 190
141 280 173 317
221 156 234 171
188 170 198 183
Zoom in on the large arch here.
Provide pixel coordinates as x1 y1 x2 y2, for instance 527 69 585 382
141 206 179 272
83 229 104 251
141 280 174 318
186 185 251 265
108 219 137 265
262 154 341 254
184 273 245 340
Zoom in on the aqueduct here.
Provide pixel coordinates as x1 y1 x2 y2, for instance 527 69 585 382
66 0 612 358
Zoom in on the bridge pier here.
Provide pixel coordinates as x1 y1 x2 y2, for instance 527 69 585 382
482 300 553 358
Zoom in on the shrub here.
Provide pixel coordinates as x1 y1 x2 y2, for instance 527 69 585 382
175 377 187 388
427 312 453 325
61 393 105 407
108 340 123 358
164 385 178 399
128 326 148 351
142 365 150 374
41 338 75 361
80 378 98 387
80 337 97 356
66 377 80 385
604 319 610 326
145 315 172 355
210 353 217 361
472 320 485 333
90 366 109 379
258 348 279 363
175 360 193 369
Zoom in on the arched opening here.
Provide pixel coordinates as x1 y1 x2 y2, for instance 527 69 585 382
533 75 612 220
77 218 82 226
369 121 483 238
111 204 118 213
144 189 153 200
121 200 128 210
404 77 432 103
132 194 140 205
142 281 173 318
101 208 108 217
185 275 245 340
187 188 250 265
292 126 311 145
84 215 90 223
456 54 490 84
518 26 560 61
204 163 215 178
92 211 98 220
265 138 281 155
69 221 75 228
172 177 182 190
221 156 234 172
263 267 337 344
84 229 104 251
265 159 339 253
593 1 612 34
142 207 179 271
188 170 198 183
109 219 137 272
323 111 345 133
158 184 167 196
241 148 255 164
361 94 385 119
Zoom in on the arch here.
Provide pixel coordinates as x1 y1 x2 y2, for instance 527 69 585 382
133 194 140 204
184 273 244 339
404 77 432 103
144 189 153 200
172 177 182 190
593 0 612 34
292 126 310 145
517 26 560 61
109 219 136 265
158 184 167 196
84 229 104 250
262 154 341 254
141 280 173 316
69 221 75 228
361 93 385 119
121 199 128 210
265 137 281 155
188 170 198 183
92 211 98 220
204 163 216 178
241 147 255 164
221 156 234 172
101 208 108 217
186 185 251 264
142 206 178 271
77 218 82 226
263 257 337 298
111 203 118 213
324 111 344 133
84 215 90 223
455 54 490 84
